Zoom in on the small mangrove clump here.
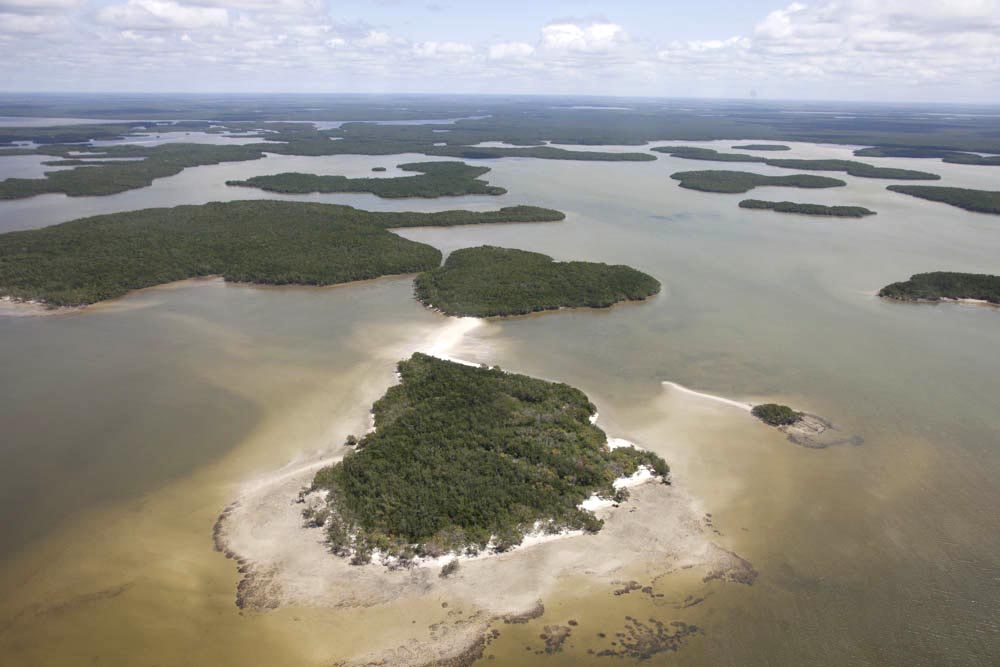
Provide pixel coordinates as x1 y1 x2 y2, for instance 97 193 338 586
751 404 802 427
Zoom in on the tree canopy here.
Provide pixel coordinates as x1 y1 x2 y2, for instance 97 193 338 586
414 246 661 317
311 353 669 563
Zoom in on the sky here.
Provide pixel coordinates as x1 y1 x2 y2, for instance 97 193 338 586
1 0 998 103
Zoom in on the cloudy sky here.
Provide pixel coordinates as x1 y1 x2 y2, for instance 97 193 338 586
1 0 998 102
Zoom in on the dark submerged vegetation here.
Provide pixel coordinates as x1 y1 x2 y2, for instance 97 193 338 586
886 185 1000 214
878 272 1000 304
227 161 506 198
739 199 875 217
414 246 661 317
751 404 802 426
671 170 846 194
310 353 669 562
0 201 565 306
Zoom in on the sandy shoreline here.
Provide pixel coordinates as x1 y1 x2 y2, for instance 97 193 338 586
214 317 759 666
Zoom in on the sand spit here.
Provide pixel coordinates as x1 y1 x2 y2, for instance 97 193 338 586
661 381 753 411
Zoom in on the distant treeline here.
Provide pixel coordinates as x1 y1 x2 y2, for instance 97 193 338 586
855 147 1000 165
653 146 940 180
731 144 791 151
414 245 661 317
739 199 875 217
878 272 1000 304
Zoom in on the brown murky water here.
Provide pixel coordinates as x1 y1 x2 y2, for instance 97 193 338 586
0 141 997 665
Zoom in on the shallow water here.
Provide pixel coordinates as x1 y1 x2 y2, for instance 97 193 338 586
0 140 998 666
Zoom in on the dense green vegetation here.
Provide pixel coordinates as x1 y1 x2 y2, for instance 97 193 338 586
764 158 939 180
751 404 802 426
732 144 791 151
424 144 656 161
0 143 268 199
227 161 506 198
886 185 1000 214
0 201 565 306
671 170 846 194
310 353 669 562
653 147 938 179
414 246 661 317
854 147 1000 165
878 272 1000 304
5 94 1000 152
739 199 875 217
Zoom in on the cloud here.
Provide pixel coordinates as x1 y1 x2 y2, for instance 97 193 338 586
0 0 81 13
97 0 229 31
488 42 534 60
0 11 69 32
413 41 474 58
358 29 391 47
1 0 997 101
540 21 626 53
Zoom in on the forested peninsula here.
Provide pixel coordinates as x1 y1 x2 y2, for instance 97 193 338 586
309 353 669 563
731 144 791 151
414 246 661 317
0 201 564 306
653 147 939 180
854 147 1000 165
878 272 1000 304
227 161 506 198
671 170 846 194
886 185 1000 214
739 199 875 217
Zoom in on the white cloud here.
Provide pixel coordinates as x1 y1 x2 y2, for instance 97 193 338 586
98 0 228 31
358 29 390 47
540 21 626 53
0 0 81 13
488 41 534 60
413 40 473 58
0 11 67 31
0 0 997 101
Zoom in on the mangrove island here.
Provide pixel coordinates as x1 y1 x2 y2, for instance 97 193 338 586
878 272 1000 304
0 201 565 306
226 161 507 198
308 353 670 564
414 245 661 317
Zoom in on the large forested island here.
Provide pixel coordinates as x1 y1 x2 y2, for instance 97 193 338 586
226 161 506 198
878 272 1000 304
309 353 669 563
0 201 564 306
739 199 875 217
671 170 846 194
414 246 661 317
886 185 1000 214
